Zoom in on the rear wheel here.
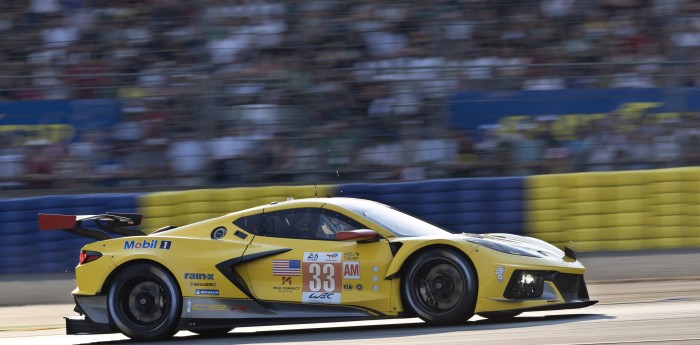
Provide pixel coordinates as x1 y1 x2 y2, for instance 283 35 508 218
107 263 181 340
402 249 477 324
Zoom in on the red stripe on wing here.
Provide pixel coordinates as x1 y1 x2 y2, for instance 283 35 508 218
38 214 77 231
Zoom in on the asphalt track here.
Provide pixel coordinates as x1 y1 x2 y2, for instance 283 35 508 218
2 249 700 345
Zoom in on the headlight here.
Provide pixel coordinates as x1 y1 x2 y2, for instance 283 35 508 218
504 270 544 299
467 238 543 257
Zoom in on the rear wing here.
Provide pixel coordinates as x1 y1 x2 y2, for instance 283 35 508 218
38 213 146 241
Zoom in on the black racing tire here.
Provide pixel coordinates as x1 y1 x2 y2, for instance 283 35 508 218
107 263 182 340
191 328 235 337
477 311 522 321
402 249 477 324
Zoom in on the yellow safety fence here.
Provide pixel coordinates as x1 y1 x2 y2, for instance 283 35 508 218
526 167 700 251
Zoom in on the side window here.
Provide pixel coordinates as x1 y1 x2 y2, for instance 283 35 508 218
262 208 320 240
316 210 364 240
258 208 367 240
233 214 262 234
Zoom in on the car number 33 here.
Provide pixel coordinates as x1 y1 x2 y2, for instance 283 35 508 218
307 263 336 292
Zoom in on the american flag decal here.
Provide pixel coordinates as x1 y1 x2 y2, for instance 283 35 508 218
273 259 301 276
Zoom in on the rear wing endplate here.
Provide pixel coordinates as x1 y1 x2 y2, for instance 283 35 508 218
38 213 145 241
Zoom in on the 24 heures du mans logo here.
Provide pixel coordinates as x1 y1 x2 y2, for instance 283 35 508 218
123 239 172 250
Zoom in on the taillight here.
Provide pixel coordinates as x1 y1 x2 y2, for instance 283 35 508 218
79 250 102 265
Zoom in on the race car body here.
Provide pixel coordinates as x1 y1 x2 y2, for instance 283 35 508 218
39 197 596 340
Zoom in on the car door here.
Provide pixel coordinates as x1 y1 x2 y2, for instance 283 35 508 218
242 207 395 314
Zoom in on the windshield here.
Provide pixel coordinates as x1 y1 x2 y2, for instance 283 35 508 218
340 200 451 237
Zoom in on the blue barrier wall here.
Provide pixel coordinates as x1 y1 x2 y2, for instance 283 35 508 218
0 193 138 275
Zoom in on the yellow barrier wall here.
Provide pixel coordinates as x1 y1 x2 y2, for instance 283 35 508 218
526 168 700 251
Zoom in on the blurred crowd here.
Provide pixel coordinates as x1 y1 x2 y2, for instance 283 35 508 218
2 0 700 190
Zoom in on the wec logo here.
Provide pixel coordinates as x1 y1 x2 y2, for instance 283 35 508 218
308 292 334 299
123 240 172 250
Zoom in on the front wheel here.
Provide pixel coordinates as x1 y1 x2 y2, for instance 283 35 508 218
402 249 477 324
107 263 182 340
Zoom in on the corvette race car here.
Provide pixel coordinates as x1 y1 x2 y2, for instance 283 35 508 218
38 197 596 340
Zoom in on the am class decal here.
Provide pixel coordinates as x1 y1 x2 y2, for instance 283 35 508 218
343 262 360 279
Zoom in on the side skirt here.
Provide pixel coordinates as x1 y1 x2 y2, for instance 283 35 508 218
67 295 391 335
180 297 388 330
181 315 390 331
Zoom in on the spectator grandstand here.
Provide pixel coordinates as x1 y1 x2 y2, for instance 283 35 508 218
1 0 699 191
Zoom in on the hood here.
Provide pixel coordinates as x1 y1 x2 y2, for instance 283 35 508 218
461 232 567 259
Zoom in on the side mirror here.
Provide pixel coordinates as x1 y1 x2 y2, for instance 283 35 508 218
335 229 378 243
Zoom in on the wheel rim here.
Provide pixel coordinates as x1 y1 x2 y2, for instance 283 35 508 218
119 278 169 326
413 260 465 312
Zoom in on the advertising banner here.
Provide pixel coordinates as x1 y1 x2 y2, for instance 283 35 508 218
448 88 700 132
0 99 121 144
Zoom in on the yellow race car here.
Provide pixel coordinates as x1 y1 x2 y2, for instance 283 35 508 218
38 197 596 340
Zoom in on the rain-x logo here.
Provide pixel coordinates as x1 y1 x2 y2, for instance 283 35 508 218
184 273 215 280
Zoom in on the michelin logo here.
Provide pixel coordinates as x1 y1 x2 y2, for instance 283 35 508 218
194 289 219 296
124 240 172 250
